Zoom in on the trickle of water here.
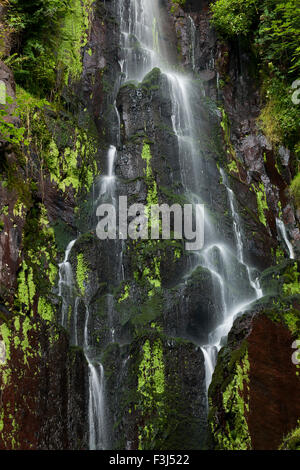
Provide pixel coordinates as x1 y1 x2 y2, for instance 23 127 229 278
276 218 295 260
200 345 217 393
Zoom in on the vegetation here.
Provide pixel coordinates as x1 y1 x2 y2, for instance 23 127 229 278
290 173 300 210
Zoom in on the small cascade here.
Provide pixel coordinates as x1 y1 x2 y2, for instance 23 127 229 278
221 169 263 299
107 295 116 343
58 242 108 449
58 239 77 328
58 237 108 450
84 122 120 451
276 218 295 260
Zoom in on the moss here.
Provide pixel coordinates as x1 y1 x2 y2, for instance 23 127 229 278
76 253 89 296
170 0 186 14
258 78 300 156
17 261 36 313
282 262 300 297
127 142 162 298
219 107 236 159
132 295 163 327
0 313 65 447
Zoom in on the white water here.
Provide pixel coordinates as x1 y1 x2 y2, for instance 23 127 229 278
276 218 295 260
116 0 264 402
118 0 164 82
83 303 107 450
199 173 263 392
189 16 196 72
58 239 77 328
86 144 120 451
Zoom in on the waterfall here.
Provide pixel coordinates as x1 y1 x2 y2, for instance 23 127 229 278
58 239 77 328
221 169 263 299
114 0 264 418
276 218 295 260
58 238 108 450
118 0 163 82
88 362 106 450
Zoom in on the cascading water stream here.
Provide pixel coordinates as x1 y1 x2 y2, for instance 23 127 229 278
200 172 263 392
189 16 196 72
58 239 77 329
58 238 107 449
58 143 119 450
221 169 263 298
84 303 107 451
85 143 120 450
116 0 264 416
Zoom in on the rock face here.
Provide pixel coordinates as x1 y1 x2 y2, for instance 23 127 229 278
0 0 299 451
208 260 300 450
